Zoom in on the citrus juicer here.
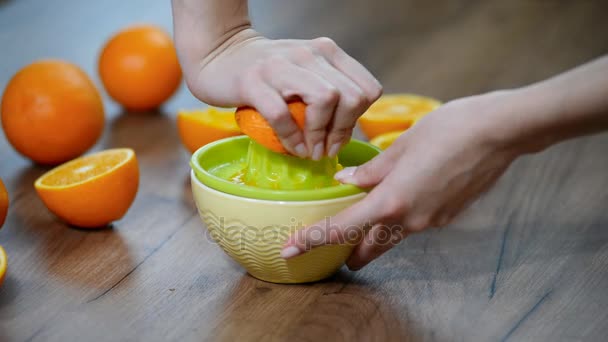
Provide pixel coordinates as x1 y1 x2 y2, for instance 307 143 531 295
242 140 341 190
190 136 382 283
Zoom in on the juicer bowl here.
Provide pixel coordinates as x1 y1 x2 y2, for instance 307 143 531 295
190 136 380 283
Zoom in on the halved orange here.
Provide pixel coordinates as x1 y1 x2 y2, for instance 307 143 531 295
0 179 8 229
34 148 139 228
0 245 6 287
236 101 306 154
177 107 242 153
370 130 404 150
358 94 441 139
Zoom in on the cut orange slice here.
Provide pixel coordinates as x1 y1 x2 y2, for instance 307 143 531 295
370 131 404 150
358 94 441 139
34 148 139 228
0 245 6 287
177 107 242 153
0 179 8 229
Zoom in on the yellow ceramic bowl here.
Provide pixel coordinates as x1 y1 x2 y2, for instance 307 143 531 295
191 171 364 283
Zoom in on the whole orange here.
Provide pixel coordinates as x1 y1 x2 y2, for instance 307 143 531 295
99 25 182 111
235 101 306 154
1 60 105 165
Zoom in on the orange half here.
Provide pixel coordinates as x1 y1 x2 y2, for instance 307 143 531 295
370 130 404 150
177 107 242 153
0 179 8 229
34 148 139 228
358 94 441 139
0 245 6 287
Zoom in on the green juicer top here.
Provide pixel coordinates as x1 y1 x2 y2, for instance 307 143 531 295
191 136 381 201
243 140 341 190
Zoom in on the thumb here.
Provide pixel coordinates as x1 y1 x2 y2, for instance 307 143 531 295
334 147 399 188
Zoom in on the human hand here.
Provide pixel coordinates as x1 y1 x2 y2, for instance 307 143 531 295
180 29 382 159
281 91 523 269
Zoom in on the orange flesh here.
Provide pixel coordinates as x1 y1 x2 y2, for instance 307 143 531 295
38 150 130 187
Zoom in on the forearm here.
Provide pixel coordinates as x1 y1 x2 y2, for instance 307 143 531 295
503 55 608 153
171 0 255 69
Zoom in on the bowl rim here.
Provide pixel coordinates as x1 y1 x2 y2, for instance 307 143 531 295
191 170 366 206
190 136 380 201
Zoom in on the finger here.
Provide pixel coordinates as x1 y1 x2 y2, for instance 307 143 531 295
239 66 307 157
334 140 404 187
311 37 383 104
261 60 339 160
280 189 389 259
346 223 409 271
298 57 370 157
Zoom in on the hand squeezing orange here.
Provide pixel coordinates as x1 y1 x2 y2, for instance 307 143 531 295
235 101 306 154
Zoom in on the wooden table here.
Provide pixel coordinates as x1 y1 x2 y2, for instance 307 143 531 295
1 0 608 341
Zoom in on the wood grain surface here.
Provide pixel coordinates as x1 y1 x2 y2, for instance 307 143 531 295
1 0 608 341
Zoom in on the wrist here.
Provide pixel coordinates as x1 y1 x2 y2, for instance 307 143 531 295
473 87 559 157
172 0 254 71
197 28 262 70
178 27 262 101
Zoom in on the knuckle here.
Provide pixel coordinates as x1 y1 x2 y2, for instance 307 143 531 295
353 164 373 180
263 55 289 70
369 83 383 101
305 110 331 131
306 125 327 135
343 90 368 111
312 37 338 55
289 46 316 64
406 216 430 232
314 86 339 105
244 62 263 79
328 128 352 143
377 196 407 221
327 128 352 146
263 107 287 125
353 156 387 183
284 130 303 144
370 224 392 244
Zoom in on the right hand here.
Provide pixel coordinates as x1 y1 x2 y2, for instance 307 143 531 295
181 29 383 159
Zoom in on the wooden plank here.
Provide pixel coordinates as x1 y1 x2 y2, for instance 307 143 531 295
0 0 607 341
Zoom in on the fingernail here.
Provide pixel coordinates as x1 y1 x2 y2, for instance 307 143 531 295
335 166 356 182
312 143 324 161
348 264 362 272
294 143 308 158
280 246 302 259
328 143 342 158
